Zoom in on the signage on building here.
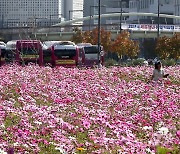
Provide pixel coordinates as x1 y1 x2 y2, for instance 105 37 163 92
122 24 180 32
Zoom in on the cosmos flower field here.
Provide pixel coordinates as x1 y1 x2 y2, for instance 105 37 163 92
0 65 179 153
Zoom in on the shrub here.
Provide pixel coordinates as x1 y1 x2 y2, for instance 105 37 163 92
132 58 146 66
161 59 176 66
105 59 118 67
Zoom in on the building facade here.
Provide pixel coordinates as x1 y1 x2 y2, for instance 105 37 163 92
62 0 83 24
175 0 180 24
0 0 84 28
0 0 63 28
128 0 176 24
83 0 129 30
83 0 179 30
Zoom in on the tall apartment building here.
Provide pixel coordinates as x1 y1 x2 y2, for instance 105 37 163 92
0 0 84 28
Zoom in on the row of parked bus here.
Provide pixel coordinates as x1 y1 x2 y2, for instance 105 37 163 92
0 40 104 67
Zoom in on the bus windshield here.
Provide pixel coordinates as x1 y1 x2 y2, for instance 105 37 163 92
84 46 98 54
20 48 39 55
54 49 76 58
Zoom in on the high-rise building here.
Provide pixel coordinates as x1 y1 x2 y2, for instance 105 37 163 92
62 0 83 21
0 0 62 27
83 0 179 31
83 0 129 30
0 0 84 28
175 0 180 24
128 0 175 24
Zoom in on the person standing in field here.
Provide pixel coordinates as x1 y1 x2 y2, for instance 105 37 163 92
152 61 169 81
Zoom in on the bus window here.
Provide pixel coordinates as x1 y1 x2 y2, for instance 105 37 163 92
82 45 104 67
16 40 43 66
54 49 76 58
52 44 78 67
0 42 6 66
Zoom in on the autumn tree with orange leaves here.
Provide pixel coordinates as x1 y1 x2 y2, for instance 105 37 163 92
156 34 180 60
111 31 139 59
83 28 112 52
71 28 112 52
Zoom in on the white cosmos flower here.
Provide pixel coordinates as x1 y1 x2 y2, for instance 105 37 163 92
143 126 153 131
146 148 155 154
34 121 42 125
0 149 7 154
55 147 67 154
158 127 169 135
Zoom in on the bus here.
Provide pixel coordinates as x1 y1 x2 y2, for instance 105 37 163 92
16 40 43 66
0 41 6 66
51 41 79 67
77 43 105 67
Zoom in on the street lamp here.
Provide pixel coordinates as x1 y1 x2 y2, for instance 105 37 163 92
157 0 160 38
137 0 140 24
119 0 123 33
89 5 106 31
98 0 101 66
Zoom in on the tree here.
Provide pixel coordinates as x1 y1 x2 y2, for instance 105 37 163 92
71 28 83 44
111 31 139 59
126 39 139 59
156 36 171 59
82 28 112 52
143 39 157 59
71 28 112 52
169 34 180 60
156 34 180 60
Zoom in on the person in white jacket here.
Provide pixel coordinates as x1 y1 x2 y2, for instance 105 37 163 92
152 61 169 81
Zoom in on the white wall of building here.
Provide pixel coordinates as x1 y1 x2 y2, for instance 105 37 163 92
62 0 83 24
128 0 175 24
0 0 62 27
174 0 180 24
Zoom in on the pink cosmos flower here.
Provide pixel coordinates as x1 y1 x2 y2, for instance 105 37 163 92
176 130 180 138
82 120 91 129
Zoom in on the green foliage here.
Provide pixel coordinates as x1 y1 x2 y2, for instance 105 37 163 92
71 28 83 44
4 113 21 128
156 145 179 154
132 58 146 66
161 59 176 66
156 34 180 60
76 132 88 144
38 142 59 154
156 146 171 154
105 59 118 67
